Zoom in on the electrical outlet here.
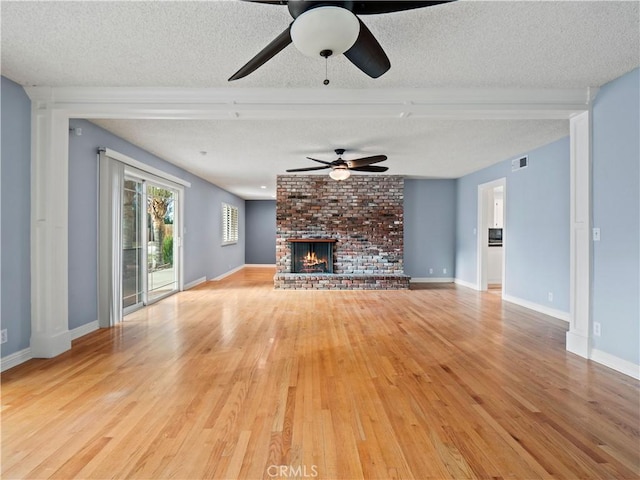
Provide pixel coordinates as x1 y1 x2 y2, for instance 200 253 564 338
443 268 447 274
593 322 601 337
0 329 7 344
429 268 433 274
548 292 553 302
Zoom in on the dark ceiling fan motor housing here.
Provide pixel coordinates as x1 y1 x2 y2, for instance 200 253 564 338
229 0 456 81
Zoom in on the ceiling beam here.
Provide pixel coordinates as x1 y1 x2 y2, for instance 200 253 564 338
25 86 595 120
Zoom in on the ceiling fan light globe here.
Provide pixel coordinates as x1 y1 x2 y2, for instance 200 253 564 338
329 167 351 181
290 6 360 58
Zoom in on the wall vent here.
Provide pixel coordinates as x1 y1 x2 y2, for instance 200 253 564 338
512 155 528 172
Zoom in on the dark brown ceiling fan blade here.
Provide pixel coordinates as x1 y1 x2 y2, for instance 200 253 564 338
242 0 287 4
352 1 456 15
242 1 456 14
228 24 293 81
346 155 388 168
350 165 389 172
343 19 390 79
286 165 331 172
306 157 334 165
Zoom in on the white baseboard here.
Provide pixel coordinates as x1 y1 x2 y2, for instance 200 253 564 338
502 294 570 322
410 277 454 283
590 349 640 380
566 330 590 358
454 278 479 290
1 347 33 372
244 264 276 268
70 320 99 341
184 276 207 290
212 265 244 281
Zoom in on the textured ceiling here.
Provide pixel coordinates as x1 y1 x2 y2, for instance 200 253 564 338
90 117 570 198
2 1 639 198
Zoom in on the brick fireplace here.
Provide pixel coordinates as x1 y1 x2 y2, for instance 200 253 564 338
274 175 410 290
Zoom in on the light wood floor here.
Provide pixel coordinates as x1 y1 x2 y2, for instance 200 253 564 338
2 267 639 479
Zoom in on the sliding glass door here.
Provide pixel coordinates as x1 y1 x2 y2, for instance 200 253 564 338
122 178 145 312
147 184 177 302
122 175 180 314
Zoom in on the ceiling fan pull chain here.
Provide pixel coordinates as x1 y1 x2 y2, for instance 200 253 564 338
324 55 330 85
320 49 331 85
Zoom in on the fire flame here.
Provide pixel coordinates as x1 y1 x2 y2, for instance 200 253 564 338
304 252 319 264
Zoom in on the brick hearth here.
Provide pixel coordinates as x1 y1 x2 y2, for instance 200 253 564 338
274 273 410 290
275 175 409 290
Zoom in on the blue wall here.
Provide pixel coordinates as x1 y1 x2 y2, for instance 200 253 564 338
244 182 461 275
1 77 32 356
592 68 639 365
68 119 245 329
404 180 457 278
456 137 571 313
245 200 276 264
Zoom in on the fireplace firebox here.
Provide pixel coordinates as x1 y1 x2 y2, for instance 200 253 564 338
290 239 336 274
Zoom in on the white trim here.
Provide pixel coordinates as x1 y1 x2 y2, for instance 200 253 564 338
590 349 640 380
178 184 185 292
410 277 454 283
454 278 480 290
212 265 244 281
566 331 590 359
25 86 594 120
103 148 191 187
1 348 33 372
244 264 276 268
184 276 207 289
70 321 99 341
567 111 592 358
502 294 571 323
31 330 71 359
29 101 71 358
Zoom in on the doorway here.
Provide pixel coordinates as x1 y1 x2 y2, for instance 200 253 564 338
122 175 180 315
477 178 506 293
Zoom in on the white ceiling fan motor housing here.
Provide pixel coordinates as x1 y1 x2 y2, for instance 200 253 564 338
291 6 360 57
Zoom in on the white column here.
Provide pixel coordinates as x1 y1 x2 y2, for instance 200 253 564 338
566 111 591 358
28 90 71 357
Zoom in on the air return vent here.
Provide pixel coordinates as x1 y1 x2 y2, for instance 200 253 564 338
512 155 528 172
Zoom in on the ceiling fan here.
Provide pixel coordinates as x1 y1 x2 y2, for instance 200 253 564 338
286 149 388 180
229 0 456 82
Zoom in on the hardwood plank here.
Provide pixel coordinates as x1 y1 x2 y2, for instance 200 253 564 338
2 267 638 479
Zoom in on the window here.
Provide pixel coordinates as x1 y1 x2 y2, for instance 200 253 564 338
222 203 239 245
